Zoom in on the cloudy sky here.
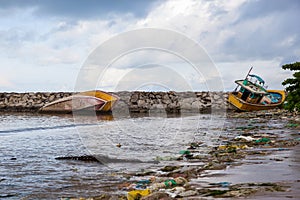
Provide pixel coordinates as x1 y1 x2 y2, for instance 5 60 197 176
0 0 299 92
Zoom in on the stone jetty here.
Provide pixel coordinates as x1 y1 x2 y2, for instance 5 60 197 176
0 92 73 112
0 91 231 113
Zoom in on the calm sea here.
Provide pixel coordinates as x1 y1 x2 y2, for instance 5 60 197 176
0 112 226 199
2 112 298 199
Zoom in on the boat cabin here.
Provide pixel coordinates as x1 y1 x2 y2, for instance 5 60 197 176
235 74 271 104
228 68 285 111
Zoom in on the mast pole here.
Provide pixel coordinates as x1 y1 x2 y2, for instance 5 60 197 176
245 66 253 80
234 66 253 92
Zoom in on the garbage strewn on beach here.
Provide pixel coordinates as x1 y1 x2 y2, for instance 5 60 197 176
60 109 299 200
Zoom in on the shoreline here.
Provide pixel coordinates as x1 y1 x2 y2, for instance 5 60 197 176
1 105 299 199
54 109 299 200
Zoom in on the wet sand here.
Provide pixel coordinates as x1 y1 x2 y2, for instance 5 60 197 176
247 144 300 200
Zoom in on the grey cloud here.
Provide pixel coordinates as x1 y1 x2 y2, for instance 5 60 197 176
216 0 300 62
0 0 163 19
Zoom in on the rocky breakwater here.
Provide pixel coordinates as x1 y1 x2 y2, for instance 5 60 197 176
114 91 229 114
0 91 229 113
0 92 73 112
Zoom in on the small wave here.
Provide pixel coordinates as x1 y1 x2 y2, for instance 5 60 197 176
0 123 98 134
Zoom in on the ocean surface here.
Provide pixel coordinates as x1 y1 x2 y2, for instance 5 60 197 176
0 112 226 199
0 112 299 199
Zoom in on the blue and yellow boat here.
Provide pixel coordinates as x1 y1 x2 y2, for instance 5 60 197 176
228 68 286 111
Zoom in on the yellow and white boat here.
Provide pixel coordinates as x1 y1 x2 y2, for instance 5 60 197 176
228 68 286 111
39 90 119 113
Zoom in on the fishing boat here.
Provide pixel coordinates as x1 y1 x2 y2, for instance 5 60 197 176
39 90 119 113
228 67 286 111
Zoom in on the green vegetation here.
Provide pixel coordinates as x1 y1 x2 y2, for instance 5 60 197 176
282 62 300 111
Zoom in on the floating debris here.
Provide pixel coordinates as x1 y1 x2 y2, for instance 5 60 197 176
55 155 99 162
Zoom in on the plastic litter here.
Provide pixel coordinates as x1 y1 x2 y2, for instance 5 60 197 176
277 148 289 151
127 188 150 200
209 181 231 187
126 178 153 190
188 142 202 149
179 150 191 155
178 190 198 197
150 177 187 191
165 186 186 198
234 135 255 141
286 123 298 127
255 138 271 143
127 177 187 199
218 144 248 152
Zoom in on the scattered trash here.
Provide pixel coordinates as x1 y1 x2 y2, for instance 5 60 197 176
39 109 300 199
234 135 255 141
166 186 186 197
277 148 289 151
127 188 150 200
116 143 122 148
140 192 170 200
235 125 255 130
255 138 271 143
217 144 248 152
55 155 99 162
209 182 231 187
179 150 193 159
188 142 202 149
286 123 298 127
171 186 186 193
161 165 180 172
178 190 198 197
126 177 187 200
179 150 191 155
150 177 187 191
124 178 154 190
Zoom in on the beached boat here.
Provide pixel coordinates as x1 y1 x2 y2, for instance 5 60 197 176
39 90 119 113
228 68 286 111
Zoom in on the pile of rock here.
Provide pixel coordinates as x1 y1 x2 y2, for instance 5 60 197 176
0 92 73 112
0 91 230 113
113 91 229 114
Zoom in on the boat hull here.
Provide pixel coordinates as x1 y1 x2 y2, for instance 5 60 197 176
39 96 106 114
79 90 119 112
39 90 119 114
228 90 285 111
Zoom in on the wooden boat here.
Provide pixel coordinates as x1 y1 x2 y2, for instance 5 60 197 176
78 90 119 112
39 90 119 113
228 67 286 111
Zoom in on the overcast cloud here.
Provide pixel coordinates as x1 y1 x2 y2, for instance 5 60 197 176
0 0 299 92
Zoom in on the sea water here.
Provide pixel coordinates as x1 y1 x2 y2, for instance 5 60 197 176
1 112 300 199
0 112 226 199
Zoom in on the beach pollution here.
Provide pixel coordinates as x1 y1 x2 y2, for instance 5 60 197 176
1 0 300 199
0 63 300 199
1 66 300 199
53 109 299 200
